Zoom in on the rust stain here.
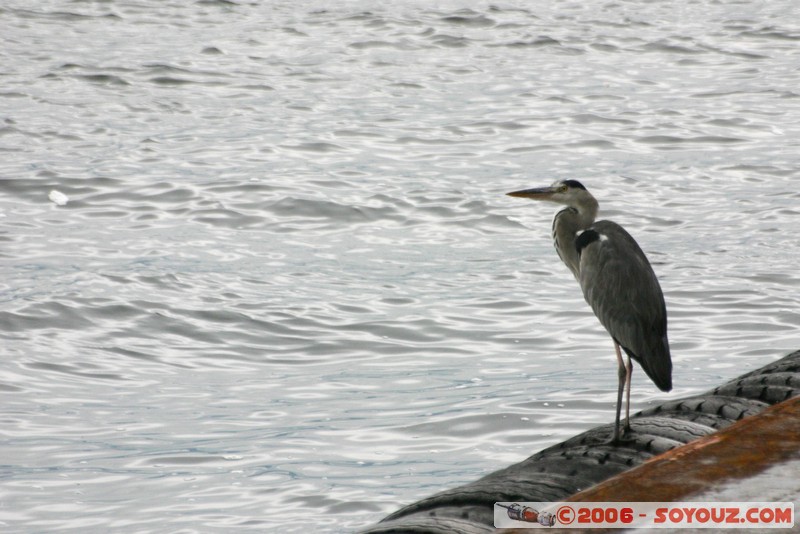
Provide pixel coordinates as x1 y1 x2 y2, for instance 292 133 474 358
500 396 800 534
661 434 722 462
567 396 800 503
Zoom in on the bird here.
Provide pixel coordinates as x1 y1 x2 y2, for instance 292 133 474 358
507 179 671 443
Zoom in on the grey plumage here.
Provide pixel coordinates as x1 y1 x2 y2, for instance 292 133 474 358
508 180 672 442
577 220 672 392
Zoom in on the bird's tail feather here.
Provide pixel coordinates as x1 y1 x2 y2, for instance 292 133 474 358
622 335 672 392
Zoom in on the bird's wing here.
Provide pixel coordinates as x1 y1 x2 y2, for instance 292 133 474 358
577 220 672 391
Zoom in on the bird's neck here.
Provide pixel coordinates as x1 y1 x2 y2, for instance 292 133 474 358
553 200 598 278
569 197 599 228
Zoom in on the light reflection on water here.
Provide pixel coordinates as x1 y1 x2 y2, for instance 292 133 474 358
2 0 800 531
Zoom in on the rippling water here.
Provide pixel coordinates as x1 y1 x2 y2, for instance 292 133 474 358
2 1 799 531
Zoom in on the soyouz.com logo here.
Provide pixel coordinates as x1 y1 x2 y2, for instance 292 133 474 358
494 502 794 529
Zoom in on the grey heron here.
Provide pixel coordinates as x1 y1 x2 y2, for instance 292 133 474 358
507 180 672 443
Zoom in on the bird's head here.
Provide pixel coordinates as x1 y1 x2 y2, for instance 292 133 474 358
506 180 591 207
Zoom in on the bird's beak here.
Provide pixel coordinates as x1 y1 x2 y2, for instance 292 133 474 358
506 186 557 200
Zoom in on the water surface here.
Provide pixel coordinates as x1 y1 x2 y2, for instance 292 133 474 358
1 1 799 532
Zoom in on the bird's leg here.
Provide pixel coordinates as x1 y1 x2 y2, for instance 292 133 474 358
624 355 632 433
612 341 625 443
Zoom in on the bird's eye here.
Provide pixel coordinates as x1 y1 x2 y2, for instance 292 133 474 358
559 185 568 193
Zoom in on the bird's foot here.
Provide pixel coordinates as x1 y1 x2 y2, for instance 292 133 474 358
605 423 633 446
